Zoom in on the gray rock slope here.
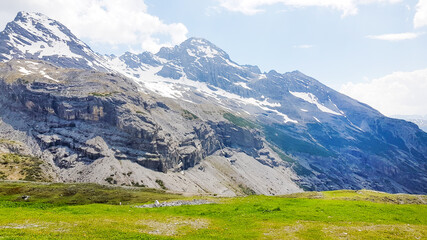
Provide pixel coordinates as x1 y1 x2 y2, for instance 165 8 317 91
0 59 301 195
110 37 427 194
0 12 425 194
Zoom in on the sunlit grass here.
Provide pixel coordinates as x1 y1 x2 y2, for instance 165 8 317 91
0 182 425 239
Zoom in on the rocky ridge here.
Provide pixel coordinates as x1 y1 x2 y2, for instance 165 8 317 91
0 59 299 195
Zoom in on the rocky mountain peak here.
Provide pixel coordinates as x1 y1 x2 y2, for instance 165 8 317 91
14 11 47 23
4 11 82 48
180 37 230 59
156 37 230 61
14 11 65 29
0 11 107 71
154 36 256 86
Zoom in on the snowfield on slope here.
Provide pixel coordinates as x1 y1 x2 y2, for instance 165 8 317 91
289 91 342 115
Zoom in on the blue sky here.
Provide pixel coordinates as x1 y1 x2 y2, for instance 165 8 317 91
0 0 426 116
143 0 426 89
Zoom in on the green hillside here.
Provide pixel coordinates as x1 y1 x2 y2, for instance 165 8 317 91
0 181 425 239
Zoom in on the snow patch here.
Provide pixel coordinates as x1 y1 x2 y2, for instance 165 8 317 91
18 67 31 75
13 38 82 59
196 45 219 58
269 109 298 124
186 49 196 57
105 56 297 124
1 54 12 60
191 39 207 45
225 59 242 69
289 91 342 115
40 70 58 82
239 97 281 108
218 76 231 82
233 82 251 90
25 61 39 65
345 117 364 132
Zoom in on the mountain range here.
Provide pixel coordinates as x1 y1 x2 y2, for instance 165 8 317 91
0 12 425 195
392 115 427 132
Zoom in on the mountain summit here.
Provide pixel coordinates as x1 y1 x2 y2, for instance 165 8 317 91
158 37 231 61
0 11 107 70
0 12 425 194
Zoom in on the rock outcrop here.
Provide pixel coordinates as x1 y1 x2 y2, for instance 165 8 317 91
0 60 274 190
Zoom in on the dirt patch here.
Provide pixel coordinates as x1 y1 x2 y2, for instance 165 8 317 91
261 221 426 240
138 217 209 236
0 223 45 229
322 223 425 239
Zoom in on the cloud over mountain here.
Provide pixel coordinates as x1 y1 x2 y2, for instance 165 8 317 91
215 0 402 16
0 0 188 53
340 68 427 116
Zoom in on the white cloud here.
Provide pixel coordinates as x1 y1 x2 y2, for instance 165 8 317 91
366 32 423 41
293 44 314 48
340 68 427 116
215 0 402 17
414 0 427 28
0 0 188 53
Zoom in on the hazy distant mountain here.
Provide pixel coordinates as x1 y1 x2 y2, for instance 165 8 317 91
0 12 425 194
391 115 427 132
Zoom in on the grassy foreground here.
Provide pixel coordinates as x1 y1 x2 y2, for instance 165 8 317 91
0 181 425 239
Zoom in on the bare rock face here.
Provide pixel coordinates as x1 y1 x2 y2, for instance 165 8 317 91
0 60 269 186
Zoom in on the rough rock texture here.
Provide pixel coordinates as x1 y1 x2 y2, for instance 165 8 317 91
0 60 300 195
156 38 259 97
0 61 215 173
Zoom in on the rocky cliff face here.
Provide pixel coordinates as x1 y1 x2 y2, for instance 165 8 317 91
0 60 290 195
0 60 265 172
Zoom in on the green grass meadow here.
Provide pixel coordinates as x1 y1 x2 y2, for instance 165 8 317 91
0 181 425 239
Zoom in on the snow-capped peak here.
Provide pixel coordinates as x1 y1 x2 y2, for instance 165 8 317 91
0 11 108 71
16 12 67 35
156 37 230 61
182 37 229 59
10 11 79 46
